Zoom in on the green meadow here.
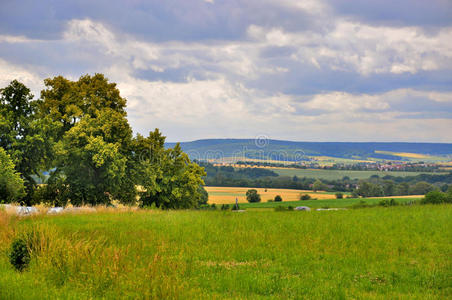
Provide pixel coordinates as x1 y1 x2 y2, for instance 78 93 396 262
239 197 421 209
1 205 451 299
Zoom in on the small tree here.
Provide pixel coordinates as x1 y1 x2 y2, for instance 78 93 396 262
312 179 326 192
335 192 343 199
274 195 282 202
246 189 261 203
421 190 447 204
300 194 311 200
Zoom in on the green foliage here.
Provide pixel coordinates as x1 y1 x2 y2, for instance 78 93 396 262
335 192 343 199
421 190 450 205
410 181 434 195
198 186 209 206
58 110 132 206
9 238 31 271
0 147 25 202
300 194 311 200
274 195 282 202
221 204 230 210
246 189 261 203
356 181 384 197
312 179 327 191
0 80 56 204
137 130 206 209
32 172 69 207
378 199 399 207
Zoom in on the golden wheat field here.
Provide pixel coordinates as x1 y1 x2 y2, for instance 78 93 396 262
205 186 337 204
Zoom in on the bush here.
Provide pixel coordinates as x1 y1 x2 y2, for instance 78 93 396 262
221 204 230 210
335 192 343 199
421 190 448 204
246 189 261 203
379 199 398 207
274 205 294 212
9 238 31 271
232 203 240 210
267 199 273 202
300 194 311 200
274 195 282 202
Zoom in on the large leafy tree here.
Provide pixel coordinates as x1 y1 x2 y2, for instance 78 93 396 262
0 147 25 203
135 129 206 209
2 74 206 208
39 74 127 137
39 74 135 206
0 80 56 204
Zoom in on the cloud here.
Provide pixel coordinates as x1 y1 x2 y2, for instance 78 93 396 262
0 59 43 94
249 21 452 75
0 1 451 142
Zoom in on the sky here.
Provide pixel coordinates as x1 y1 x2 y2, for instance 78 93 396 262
0 0 452 143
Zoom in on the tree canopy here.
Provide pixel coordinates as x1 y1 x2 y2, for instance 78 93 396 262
0 147 25 203
0 75 206 208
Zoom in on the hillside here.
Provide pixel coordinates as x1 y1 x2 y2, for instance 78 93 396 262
166 139 452 162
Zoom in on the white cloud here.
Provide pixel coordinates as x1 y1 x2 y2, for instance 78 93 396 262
0 17 451 142
0 59 43 94
249 21 452 75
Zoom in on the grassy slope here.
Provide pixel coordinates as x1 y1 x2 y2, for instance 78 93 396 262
1 206 451 299
273 168 446 180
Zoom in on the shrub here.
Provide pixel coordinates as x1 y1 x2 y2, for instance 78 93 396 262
379 199 399 207
335 192 343 199
199 204 210 210
246 189 261 203
274 195 282 202
300 194 311 200
274 205 294 212
221 204 230 210
421 190 447 205
232 203 240 210
9 238 31 271
267 199 273 202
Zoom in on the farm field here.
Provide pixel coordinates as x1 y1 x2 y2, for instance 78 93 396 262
272 168 445 180
205 186 341 204
1 206 451 299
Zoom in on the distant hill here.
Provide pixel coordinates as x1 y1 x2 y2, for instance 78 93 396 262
166 139 452 162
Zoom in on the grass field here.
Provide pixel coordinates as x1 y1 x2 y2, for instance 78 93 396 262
1 205 451 299
205 186 342 204
239 196 422 209
272 168 445 180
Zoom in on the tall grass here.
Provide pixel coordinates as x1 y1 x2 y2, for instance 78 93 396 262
1 206 451 299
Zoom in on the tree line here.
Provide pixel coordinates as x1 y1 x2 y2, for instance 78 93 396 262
0 75 206 208
199 162 452 197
